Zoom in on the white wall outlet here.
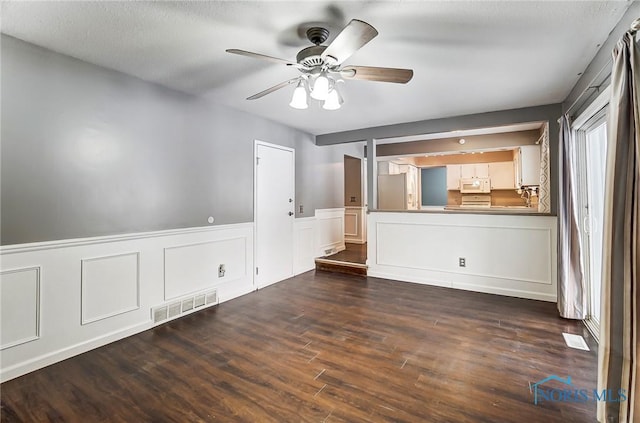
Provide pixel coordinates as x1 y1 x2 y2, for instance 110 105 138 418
218 264 225 277
208 216 214 224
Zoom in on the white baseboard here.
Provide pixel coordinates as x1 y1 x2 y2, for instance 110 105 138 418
0 321 152 382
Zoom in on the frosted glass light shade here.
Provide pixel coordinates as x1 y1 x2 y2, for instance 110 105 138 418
311 74 329 100
322 88 342 110
289 83 308 109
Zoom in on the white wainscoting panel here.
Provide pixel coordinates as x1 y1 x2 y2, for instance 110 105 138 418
368 212 557 301
344 207 366 244
81 253 140 325
293 217 316 275
315 208 345 256
164 237 247 300
1 267 41 350
0 223 254 382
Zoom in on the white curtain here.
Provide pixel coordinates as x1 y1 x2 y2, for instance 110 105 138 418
557 115 586 319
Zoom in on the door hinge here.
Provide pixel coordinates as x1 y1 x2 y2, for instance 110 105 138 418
256 267 259 275
256 157 260 165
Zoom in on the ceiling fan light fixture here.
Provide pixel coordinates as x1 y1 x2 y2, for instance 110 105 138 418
310 73 330 100
323 87 343 110
289 80 308 109
227 19 413 111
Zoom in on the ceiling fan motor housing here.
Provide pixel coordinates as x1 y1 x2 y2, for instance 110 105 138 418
296 45 327 68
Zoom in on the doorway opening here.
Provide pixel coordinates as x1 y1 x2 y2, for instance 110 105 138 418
315 155 367 276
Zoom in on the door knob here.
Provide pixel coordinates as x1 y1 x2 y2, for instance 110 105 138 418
288 212 294 216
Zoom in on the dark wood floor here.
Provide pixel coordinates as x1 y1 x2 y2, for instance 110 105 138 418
323 242 367 264
1 272 597 422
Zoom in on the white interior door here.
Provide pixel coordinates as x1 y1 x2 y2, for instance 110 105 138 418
255 141 295 289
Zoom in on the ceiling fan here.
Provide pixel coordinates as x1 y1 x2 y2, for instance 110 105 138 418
226 19 413 110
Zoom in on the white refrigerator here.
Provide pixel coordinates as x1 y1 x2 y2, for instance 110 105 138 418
378 174 409 210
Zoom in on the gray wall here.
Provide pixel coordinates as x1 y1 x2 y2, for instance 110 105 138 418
1 35 360 245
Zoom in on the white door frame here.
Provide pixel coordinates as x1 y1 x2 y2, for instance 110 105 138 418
253 140 295 289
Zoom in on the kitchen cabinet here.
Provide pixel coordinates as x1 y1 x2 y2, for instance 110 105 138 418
461 163 489 179
488 161 516 189
378 161 401 175
514 145 541 187
446 165 461 190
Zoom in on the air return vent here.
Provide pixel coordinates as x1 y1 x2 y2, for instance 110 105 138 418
151 289 218 326
182 298 194 312
168 301 182 318
153 306 168 323
205 290 218 305
194 294 206 308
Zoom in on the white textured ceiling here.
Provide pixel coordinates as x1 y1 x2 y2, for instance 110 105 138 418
0 1 631 135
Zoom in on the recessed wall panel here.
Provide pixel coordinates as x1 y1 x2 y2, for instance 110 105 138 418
81 252 140 325
1 267 40 349
164 237 247 300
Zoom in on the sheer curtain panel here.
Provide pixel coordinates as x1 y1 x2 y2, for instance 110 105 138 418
557 114 587 319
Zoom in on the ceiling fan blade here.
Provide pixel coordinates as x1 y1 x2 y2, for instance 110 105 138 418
341 66 413 83
247 78 300 100
226 49 305 69
321 19 378 65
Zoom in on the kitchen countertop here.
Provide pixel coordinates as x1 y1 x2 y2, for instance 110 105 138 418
371 206 553 216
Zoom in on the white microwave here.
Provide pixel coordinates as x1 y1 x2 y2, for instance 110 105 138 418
460 178 491 193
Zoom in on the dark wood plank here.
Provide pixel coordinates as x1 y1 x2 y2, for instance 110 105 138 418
322 243 367 264
1 272 597 422
315 260 367 276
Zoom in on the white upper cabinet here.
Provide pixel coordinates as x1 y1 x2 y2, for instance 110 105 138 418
460 163 489 179
488 162 516 189
446 165 461 190
475 163 490 178
514 145 541 187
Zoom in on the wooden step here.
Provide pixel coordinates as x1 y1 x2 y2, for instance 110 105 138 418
315 258 367 276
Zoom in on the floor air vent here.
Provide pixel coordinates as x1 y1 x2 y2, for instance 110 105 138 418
562 333 590 351
151 289 218 325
